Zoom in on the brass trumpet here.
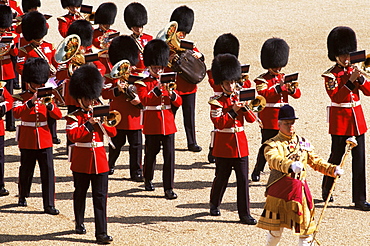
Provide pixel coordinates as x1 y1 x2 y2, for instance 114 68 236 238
104 110 121 127
236 88 266 128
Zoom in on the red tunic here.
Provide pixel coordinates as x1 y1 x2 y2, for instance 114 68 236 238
136 76 182 135
57 13 79 38
131 33 152 72
0 86 13 136
13 91 62 149
65 109 117 174
255 72 301 130
101 77 143 130
92 28 118 73
323 64 370 136
209 93 255 158
0 32 18 80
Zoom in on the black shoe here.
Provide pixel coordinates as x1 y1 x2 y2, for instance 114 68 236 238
251 170 260 182
188 144 202 152
354 201 370 211
96 234 113 244
18 197 27 206
164 189 177 199
75 224 86 234
240 215 257 225
208 148 216 163
131 174 144 182
0 187 9 196
44 206 60 215
108 168 114 175
52 138 61 144
322 192 334 202
210 203 220 216
6 126 16 132
144 179 154 191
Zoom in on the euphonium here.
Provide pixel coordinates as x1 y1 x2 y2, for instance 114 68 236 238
55 34 81 64
156 21 183 52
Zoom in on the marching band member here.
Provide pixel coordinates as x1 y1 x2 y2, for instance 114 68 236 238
57 0 82 38
136 39 182 199
0 81 13 196
208 53 257 225
65 64 116 244
321 26 370 210
257 105 343 246
0 5 19 132
167 5 203 152
13 57 62 215
251 38 301 182
101 35 144 180
123 2 152 73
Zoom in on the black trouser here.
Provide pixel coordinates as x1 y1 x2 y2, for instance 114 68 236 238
66 105 79 153
4 78 15 130
253 129 279 172
0 136 4 187
171 93 197 147
73 171 108 237
143 134 175 191
108 129 142 178
11 55 20 89
322 134 366 203
18 147 55 208
47 112 58 140
210 156 251 217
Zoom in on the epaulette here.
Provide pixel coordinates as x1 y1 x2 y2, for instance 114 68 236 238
263 138 277 147
321 65 336 80
104 73 113 79
0 81 5 88
208 94 223 107
254 73 269 84
65 109 80 122
12 92 25 101
18 45 30 54
57 16 67 22
134 81 146 87
322 65 337 90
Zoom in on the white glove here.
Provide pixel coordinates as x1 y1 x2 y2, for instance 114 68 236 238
334 166 344 176
291 161 303 173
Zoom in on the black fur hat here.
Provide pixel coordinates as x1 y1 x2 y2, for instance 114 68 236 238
211 54 241 85
69 64 103 100
327 26 357 62
143 39 169 67
261 38 289 69
170 5 194 34
0 5 13 29
124 2 148 29
67 20 93 47
22 0 41 13
108 35 139 66
61 0 82 8
94 2 117 25
22 11 47 41
22 57 49 85
213 33 239 58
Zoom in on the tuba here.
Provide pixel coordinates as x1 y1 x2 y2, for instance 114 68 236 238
156 21 183 52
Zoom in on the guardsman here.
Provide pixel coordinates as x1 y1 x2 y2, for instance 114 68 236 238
208 53 257 225
136 39 182 199
92 2 118 72
166 5 203 152
13 57 62 215
57 0 82 38
0 81 13 196
123 2 152 73
66 65 116 244
251 38 301 182
101 35 144 180
321 26 370 210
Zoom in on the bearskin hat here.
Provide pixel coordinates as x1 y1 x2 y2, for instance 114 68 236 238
0 5 13 29
213 33 239 58
22 11 47 41
327 26 357 62
22 0 41 13
61 0 82 9
143 39 169 67
94 2 117 25
170 5 194 34
69 64 103 100
108 35 139 66
124 2 148 29
67 20 93 47
22 57 49 85
260 38 289 69
211 54 241 85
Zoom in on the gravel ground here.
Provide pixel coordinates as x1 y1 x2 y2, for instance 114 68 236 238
1 0 370 245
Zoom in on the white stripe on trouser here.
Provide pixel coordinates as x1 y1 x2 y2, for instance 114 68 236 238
266 228 283 246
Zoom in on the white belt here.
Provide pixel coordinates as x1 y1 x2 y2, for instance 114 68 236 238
331 101 361 108
144 105 171 110
217 126 244 133
21 121 47 127
265 102 288 108
74 142 104 148
0 55 11 60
